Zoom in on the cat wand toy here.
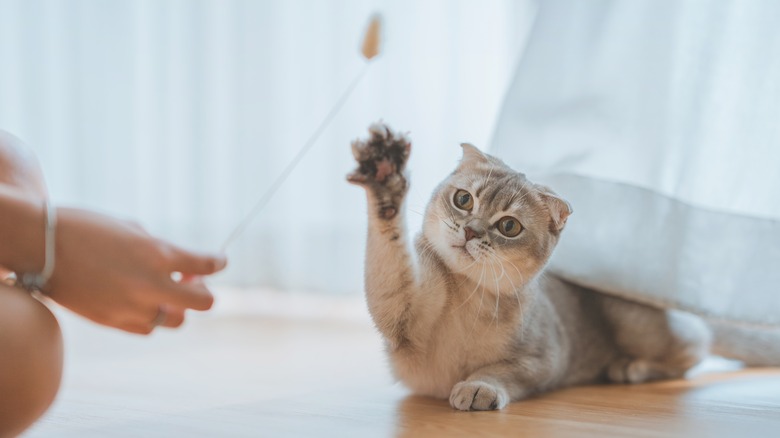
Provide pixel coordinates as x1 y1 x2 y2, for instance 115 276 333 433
220 14 383 252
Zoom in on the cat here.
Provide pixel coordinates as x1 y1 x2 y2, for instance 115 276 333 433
347 122 714 411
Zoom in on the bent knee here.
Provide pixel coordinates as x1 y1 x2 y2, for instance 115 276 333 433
0 284 64 437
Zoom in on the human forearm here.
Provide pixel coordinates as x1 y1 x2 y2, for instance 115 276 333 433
0 131 226 334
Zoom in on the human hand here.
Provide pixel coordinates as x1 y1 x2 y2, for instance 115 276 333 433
44 208 226 334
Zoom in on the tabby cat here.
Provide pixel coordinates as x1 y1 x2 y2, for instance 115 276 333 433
347 122 715 410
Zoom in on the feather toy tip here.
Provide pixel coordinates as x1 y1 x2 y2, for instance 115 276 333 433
361 14 382 60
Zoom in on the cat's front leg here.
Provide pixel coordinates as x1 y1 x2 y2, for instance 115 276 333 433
348 123 417 351
450 380 510 411
449 363 534 411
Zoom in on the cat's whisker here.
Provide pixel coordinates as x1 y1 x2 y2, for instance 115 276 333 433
487 251 523 311
449 247 483 274
498 260 523 310
440 218 459 232
417 248 435 263
483 250 527 335
494 255 523 287
419 246 436 260
478 252 523 309
491 260 501 327
431 205 458 231
454 259 487 312
482 162 496 194
469 260 489 335
445 207 454 219
442 218 458 232
453 240 489 273
427 205 458 232
417 207 442 223
491 251 526 285
417 240 436 256
463 260 487 327
485 251 508 285
417 245 433 262
485 252 501 293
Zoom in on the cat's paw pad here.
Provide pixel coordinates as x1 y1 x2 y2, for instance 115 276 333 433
449 380 508 411
347 122 411 219
347 122 410 186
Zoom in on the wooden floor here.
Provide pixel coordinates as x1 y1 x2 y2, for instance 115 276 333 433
24 292 780 438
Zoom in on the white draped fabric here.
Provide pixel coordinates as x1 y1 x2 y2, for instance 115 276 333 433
0 0 533 292
492 0 780 325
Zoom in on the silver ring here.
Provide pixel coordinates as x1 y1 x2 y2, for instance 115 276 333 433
151 306 167 328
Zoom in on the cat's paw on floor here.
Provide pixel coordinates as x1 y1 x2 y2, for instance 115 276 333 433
347 122 411 219
449 380 509 411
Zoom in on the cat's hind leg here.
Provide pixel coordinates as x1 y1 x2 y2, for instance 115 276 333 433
599 295 711 384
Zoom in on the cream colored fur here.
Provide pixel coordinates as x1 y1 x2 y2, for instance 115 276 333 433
348 123 714 411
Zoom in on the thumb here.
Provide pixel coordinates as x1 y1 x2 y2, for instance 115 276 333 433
167 246 227 275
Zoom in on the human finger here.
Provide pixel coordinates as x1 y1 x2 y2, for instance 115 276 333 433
167 246 227 276
158 278 214 311
118 321 155 336
158 306 186 329
130 304 184 333
114 304 166 335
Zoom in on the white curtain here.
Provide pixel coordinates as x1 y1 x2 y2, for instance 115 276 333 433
0 0 533 292
492 0 780 325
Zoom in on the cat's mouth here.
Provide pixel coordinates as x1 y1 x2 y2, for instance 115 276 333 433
452 245 474 260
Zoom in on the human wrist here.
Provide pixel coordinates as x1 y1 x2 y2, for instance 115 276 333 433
19 198 56 291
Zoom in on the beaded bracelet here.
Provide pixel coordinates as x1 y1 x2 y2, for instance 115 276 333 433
19 199 56 292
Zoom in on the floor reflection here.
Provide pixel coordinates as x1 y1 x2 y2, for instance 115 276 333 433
392 370 780 438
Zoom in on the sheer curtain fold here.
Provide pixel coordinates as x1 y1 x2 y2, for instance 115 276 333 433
492 0 780 325
0 0 532 292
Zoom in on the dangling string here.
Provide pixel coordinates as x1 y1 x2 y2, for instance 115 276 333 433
220 64 369 251
220 14 383 252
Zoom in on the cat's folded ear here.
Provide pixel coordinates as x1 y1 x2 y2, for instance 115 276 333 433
536 184 572 232
458 143 490 169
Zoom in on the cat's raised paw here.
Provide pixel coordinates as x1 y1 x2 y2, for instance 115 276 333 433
347 122 411 220
449 380 508 411
348 122 410 184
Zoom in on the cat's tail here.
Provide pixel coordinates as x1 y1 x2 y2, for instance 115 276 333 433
708 319 780 366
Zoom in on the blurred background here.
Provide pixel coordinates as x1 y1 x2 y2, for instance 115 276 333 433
0 0 534 294
6 3 780 435
5 0 776 324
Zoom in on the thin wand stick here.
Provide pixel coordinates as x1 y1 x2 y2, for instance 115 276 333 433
220 63 371 252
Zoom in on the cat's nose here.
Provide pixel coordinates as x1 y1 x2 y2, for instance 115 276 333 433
464 226 482 241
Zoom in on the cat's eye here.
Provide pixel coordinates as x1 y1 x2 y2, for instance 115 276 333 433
497 216 523 237
453 189 474 211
